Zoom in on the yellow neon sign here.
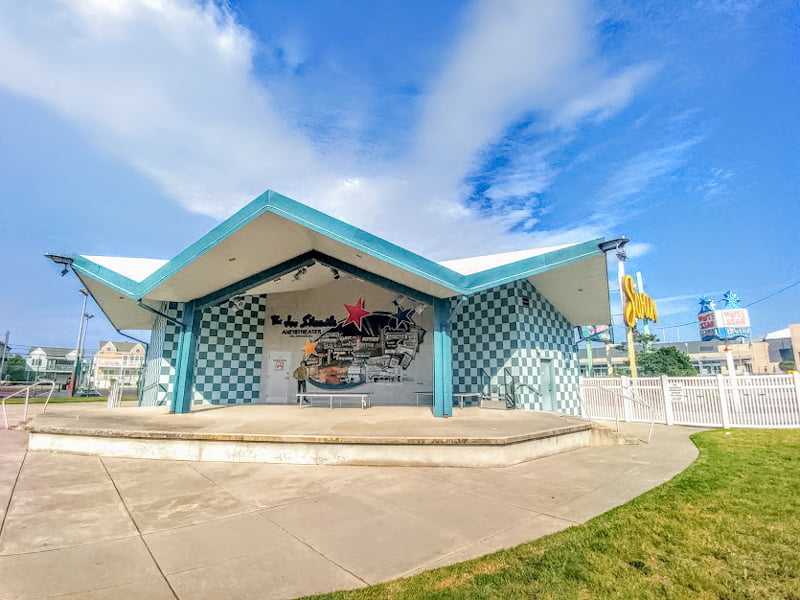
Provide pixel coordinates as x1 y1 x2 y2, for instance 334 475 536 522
622 275 658 327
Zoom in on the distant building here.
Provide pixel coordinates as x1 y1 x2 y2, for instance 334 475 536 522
581 339 775 376
762 324 800 369
25 347 77 385
92 341 146 388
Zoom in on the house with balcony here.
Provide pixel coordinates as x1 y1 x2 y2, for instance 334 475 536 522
25 347 77 386
92 341 146 388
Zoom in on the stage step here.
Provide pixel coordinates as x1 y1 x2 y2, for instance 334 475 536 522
480 397 511 410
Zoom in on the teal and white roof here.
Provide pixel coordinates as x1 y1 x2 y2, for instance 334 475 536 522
70 190 612 330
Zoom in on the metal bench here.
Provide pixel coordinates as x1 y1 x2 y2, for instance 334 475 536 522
297 393 371 410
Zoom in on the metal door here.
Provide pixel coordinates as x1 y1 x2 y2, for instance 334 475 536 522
266 351 293 404
539 359 555 411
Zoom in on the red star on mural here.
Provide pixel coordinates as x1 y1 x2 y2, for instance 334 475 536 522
343 297 371 330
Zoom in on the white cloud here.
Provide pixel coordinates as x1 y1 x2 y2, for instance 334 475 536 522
697 167 735 200
596 136 704 210
0 0 654 260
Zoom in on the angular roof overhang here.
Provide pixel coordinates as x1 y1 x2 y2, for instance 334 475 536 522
67 190 612 330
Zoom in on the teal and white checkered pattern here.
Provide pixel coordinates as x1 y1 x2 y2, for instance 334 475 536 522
193 297 264 404
451 280 581 414
141 297 264 406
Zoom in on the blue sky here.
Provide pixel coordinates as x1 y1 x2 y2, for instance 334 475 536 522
0 0 798 355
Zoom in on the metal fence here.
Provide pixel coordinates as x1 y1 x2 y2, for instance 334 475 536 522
581 373 800 429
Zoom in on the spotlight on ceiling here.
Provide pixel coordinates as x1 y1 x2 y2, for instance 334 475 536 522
330 268 340 280
293 267 307 281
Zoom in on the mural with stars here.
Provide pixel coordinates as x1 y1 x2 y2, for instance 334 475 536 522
303 297 427 389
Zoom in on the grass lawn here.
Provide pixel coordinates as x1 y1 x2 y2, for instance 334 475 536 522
1 397 136 404
307 430 800 600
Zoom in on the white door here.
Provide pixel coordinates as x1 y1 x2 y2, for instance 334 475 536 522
266 351 293 404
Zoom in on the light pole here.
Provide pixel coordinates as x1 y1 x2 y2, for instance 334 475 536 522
70 289 89 396
78 311 94 391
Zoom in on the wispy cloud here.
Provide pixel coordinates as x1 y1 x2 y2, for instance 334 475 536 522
0 0 655 259
696 167 735 200
595 136 704 211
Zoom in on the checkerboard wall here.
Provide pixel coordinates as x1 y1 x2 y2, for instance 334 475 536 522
450 280 581 415
140 305 168 406
141 297 265 406
192 296 264 404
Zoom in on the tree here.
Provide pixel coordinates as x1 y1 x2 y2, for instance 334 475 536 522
4 355 26 382
637 346 697 376
615 327 658 354
778 361 796 373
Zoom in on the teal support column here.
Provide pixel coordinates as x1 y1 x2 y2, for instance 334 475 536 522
171 300 200 414
433 297 453 418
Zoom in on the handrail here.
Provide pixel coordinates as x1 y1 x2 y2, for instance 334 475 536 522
581 383 657 443
502 367 516 409
108 381 124 409
2 380 56 429
139 381 168 405
517 382 543 397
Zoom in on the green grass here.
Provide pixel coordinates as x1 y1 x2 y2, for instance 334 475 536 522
306 430 800 600
1 397 136 404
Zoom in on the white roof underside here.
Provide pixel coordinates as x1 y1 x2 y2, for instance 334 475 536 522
76 211 610 330
81 256 167 283
439 244 575 275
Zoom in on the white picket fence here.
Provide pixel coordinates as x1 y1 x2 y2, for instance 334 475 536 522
580 374 800 429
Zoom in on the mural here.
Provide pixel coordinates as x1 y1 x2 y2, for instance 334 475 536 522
271 298 426 389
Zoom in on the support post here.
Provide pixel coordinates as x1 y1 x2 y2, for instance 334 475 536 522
660 374 675 426
433 298 453 418
585 342 593 377
171 300 200 414
716 374 731 429
793 372 800 421
621 376 633 422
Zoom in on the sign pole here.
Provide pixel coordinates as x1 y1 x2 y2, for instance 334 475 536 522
626 327 638 378
617 255 638 377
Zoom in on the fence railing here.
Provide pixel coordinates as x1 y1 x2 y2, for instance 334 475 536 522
580 373 800 429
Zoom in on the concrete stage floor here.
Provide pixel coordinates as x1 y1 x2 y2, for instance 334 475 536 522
25 404 601 467
27 404 591 442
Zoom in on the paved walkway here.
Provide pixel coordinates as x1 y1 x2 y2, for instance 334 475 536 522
0 418 699 600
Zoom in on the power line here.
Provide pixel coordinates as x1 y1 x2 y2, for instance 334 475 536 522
658 278 800 330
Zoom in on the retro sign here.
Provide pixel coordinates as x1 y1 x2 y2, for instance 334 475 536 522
577 324 614 343
622 275 658 327
698 292 751 341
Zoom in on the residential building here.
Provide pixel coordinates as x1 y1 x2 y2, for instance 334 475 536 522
25 347 77 386
92 341 146 388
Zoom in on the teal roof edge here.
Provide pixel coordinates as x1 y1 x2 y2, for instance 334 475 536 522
70 189 606 300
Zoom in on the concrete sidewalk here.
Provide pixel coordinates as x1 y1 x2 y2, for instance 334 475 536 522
0 422 699 600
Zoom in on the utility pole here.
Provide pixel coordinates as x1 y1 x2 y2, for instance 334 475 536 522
0 331 9 381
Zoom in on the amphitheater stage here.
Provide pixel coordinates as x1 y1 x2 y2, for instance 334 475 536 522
25 404 619 468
